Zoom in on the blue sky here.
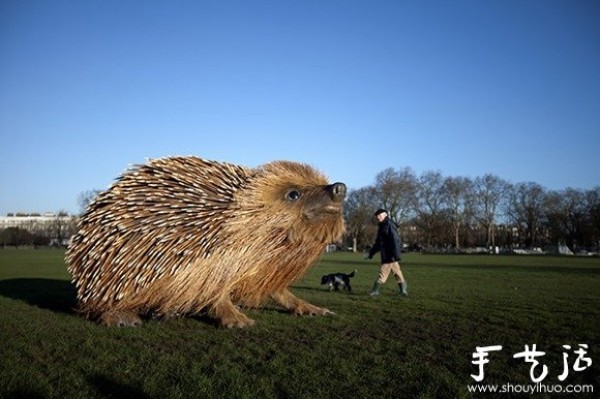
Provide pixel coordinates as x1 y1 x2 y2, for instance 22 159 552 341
1 0 599 215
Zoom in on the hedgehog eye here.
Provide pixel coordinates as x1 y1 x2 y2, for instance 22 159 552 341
286 189 301 201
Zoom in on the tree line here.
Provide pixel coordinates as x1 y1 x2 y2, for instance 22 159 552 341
344 167 600 253
9 174 596 252
0 214 77 248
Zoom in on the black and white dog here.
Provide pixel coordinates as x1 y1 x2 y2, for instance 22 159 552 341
320 270 356 292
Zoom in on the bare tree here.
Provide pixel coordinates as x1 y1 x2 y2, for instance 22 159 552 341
0 227 32 248
585 187 600 250
77 189 102 215
415 170 446 247
544 188 588 250
344 186 378 252
473 174 509 249
442 176 474 249
47 210 78 247
544 190 569 247
373 167 418 225
507 182 547 248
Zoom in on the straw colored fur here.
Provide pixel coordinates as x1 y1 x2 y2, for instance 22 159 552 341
66 156 346 328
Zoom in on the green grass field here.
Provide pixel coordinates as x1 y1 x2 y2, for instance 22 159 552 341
1 249 598 398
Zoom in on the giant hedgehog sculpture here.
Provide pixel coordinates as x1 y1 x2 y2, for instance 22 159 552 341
67 156 346 328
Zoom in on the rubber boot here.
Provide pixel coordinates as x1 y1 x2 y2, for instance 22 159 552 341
399 281 408 297
370 282 381 296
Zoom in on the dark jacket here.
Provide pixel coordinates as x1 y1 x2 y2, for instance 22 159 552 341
368 217 402 264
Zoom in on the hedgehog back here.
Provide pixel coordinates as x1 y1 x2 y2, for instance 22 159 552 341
66 157 249 311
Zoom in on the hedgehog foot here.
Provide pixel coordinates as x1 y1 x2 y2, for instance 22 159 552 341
98 310 143 327
271 289 335 317
150 310 181 321
211 297 256 329
292 301 335 317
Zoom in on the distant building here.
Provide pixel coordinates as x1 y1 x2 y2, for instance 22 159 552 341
0 212 72 229
0 212 78 246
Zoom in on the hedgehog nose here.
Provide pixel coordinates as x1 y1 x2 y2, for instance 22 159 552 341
328 182 346 202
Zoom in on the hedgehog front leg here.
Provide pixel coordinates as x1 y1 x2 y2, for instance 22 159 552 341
210 295 256 328
98 310 143 327
271 289 335 316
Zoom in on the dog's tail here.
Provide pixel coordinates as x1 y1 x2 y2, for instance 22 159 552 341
348 269 357 278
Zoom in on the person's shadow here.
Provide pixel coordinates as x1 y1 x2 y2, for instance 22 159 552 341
0 278 77 314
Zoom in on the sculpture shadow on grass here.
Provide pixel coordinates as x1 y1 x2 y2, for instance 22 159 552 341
0 278 77 314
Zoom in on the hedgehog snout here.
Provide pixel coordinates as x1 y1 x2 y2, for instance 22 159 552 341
327 182 346 202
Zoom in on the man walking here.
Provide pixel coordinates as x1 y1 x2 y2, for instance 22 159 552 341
366 209 408 296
